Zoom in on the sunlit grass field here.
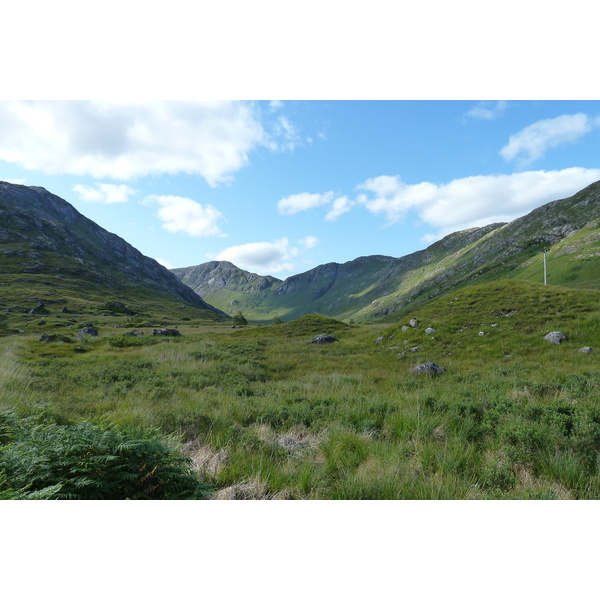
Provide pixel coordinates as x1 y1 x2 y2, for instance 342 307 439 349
1 280 599 499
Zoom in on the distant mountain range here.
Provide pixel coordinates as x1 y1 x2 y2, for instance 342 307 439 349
2 179 598 325
0 181 224 317
173 180 600 321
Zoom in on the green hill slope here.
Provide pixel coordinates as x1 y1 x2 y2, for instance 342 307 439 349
0 181 225 329
172 179 600 323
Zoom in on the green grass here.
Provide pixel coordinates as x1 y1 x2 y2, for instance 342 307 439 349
1 281 599 499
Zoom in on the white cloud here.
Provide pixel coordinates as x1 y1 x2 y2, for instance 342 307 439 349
465 101 508 121
325 195 353 221
0 101 271 186
298 235 319 249
155 257 174 269
73 183 134 204
146 195 225 237
214 238 299 274
278 191 335 215
500 113 596 164
358 168 600 238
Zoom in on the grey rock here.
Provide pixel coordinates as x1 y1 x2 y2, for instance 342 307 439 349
127 329 145 336
544 331 566 345
479 331 487 337
309 334 338 344
425 327 436 335
408 346 420 352
401 325 410 332
375 336 385 344
152 328 181 337
579 346 594 353
412 362 446 376
77 326 98 339
409 318 418 328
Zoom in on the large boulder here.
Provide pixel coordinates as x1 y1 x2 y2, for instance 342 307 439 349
77 326 98 339
309 334 338 344
412 362 445 376
152 328 181 337
544 331 566 345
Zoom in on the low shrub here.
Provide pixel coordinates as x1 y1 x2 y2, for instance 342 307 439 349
0 411 211 500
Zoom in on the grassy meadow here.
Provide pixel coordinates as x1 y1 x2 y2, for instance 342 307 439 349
1 280 599 499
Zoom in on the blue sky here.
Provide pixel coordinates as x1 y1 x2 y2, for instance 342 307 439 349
2 100 599 277
2 3 599 280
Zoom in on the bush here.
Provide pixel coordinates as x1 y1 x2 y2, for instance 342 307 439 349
232 312 247 328
0 412 212 500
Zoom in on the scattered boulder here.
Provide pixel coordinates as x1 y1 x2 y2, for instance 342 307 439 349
77 326 98 339
375 336 385 344
408 346 420 352
127 329 145 336
309 334 338 344
37 320 47 326
39 333 53 342
425 327 436 335
152 328 181 337
412 361 445 376
401 325 410 332
579 347 594 353
544 331 566 345
60 306 69 314
409 318 418 328
479 331 487 337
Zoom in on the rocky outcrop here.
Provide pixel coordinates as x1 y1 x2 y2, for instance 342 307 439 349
309 334 339 344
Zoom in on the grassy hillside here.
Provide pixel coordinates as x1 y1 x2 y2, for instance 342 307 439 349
0 182 224 318
2 281 599 499
354 184 600 320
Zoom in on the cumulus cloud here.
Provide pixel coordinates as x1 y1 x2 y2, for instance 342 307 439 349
278 191 335 215
358 167 600 238
146 195 225 237
73 183 134 204
298 235 319 249
465 100 508 121
325 195 354 221
214 238 298 274
500 113 597 164
0 101 277 186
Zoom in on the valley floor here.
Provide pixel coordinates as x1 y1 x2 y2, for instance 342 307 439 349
1 292 599 499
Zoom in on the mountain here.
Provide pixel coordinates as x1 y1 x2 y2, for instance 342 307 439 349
173 180 600 321
0 181 224 318
171 261 281 320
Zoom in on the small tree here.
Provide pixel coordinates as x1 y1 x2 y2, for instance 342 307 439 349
272 316 283 325
232 311 247 328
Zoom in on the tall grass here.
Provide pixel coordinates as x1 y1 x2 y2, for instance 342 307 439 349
1 283 599 499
